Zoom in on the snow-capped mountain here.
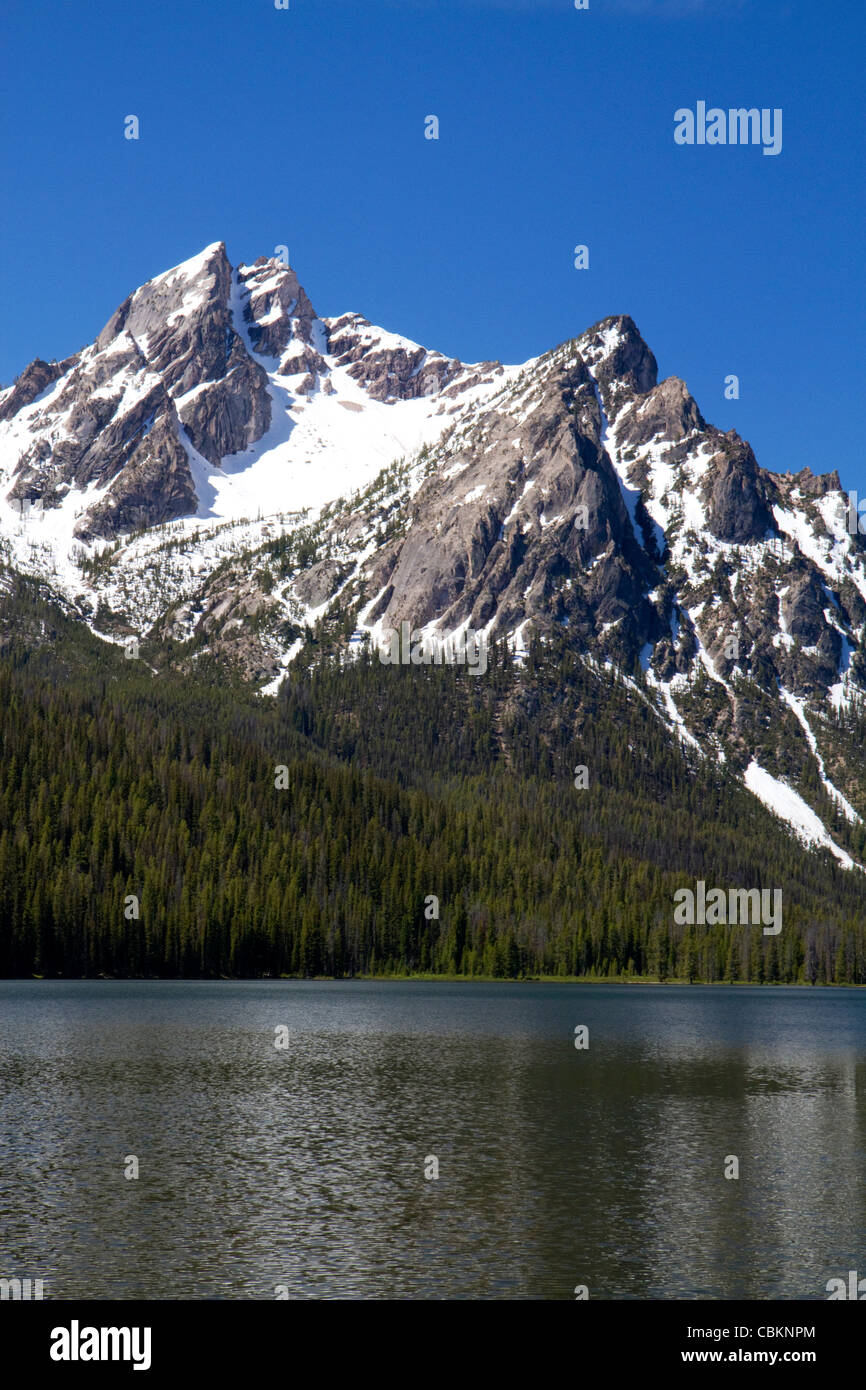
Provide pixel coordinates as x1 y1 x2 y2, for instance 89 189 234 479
0 242 510 545
2 242 865 868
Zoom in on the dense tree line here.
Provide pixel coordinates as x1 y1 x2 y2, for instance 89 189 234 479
0 580 864 982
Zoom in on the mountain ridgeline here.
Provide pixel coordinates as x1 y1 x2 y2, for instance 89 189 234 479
0 242 865 979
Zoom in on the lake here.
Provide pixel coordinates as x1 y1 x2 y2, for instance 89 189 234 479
0 980 863 1299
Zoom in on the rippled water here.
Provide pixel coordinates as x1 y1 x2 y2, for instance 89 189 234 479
0 980 864 1299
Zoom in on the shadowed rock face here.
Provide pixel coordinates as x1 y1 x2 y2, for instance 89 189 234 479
6 333 193 538
178 358 272 467
775 573 843 695
702 437 776 544
73 413 197 541
782 574 829 645
0 356 80 423
367 349 662 663
96 243 236 393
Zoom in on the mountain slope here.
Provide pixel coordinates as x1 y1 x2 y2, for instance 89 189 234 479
1 243 865 873
0 577 863 981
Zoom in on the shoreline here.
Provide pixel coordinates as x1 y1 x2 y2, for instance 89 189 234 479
8 973 862 988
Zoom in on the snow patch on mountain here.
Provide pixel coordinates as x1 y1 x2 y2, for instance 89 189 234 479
744 762 857 870
779 688 861 824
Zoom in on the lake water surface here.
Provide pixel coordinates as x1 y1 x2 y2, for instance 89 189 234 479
0 980 863 1300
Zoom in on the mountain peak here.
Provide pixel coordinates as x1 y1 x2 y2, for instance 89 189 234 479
96 241 231 353
577 314 659 422
237 255 322 369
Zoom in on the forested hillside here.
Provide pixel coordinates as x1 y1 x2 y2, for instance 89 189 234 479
1 577 864 982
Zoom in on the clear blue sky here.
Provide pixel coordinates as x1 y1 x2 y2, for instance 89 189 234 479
1 0 864 491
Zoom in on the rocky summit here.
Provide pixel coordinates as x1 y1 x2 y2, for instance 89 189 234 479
1 242 865 868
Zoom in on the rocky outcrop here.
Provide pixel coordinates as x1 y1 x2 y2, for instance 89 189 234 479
325 313 463 401
240 258 320 361
577 315 658 422
702 436 776 543
361 349 661 667
177 359 271 465
73 412 197 540
7 337 179 503
616 376 705 452
0 355 79 423
786 466 843 498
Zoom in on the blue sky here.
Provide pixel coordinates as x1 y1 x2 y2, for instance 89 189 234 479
1 0 863 491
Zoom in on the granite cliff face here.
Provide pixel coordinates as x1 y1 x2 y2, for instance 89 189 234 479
1 244 865 864
358 333 662 667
